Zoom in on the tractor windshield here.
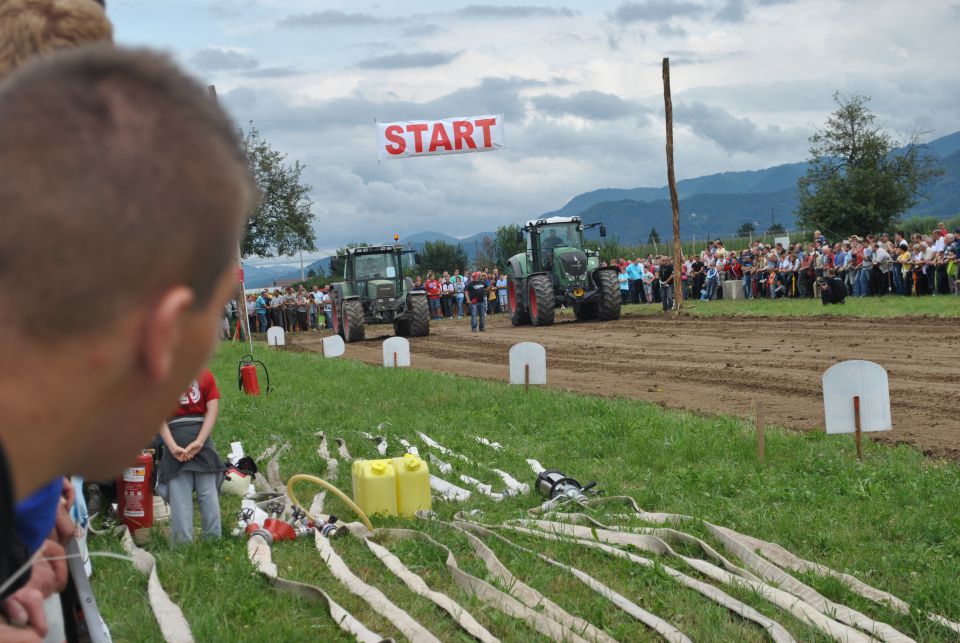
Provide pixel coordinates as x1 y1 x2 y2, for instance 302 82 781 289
352 253 400 281
539 223 583 252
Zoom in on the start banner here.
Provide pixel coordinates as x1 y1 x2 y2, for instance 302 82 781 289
376 114 504 160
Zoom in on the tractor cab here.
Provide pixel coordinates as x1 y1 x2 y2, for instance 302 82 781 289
336 245 411 322
346 247 403 299
521 216 605 293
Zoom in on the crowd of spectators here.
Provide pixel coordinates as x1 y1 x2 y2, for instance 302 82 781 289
417 269 509 320
238 284 334 335
611 225 960 304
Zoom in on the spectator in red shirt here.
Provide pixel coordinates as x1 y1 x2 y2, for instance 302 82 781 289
424 271 442 320
156 369 224 544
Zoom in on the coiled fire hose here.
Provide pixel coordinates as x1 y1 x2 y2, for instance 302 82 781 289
285 473 373 532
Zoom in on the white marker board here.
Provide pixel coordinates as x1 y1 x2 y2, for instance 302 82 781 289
267 326 285 347
321 335 345 358
822 360 891 434
509 342 546 385
383 337 411 368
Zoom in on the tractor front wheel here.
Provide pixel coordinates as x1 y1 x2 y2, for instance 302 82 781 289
528 274 555 327
407 294 430 337
342 299 365 342
595 269 621 321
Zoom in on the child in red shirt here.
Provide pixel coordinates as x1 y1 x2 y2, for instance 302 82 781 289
156 369 224 543
424 271 442 320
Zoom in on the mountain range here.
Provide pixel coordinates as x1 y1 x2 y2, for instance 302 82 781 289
245 130 960 287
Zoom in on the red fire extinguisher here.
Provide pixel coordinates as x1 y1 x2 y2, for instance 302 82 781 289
117 451 153 533
238 354 270 396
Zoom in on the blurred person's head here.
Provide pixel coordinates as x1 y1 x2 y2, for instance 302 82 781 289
0 0 113 80
0 46 254 497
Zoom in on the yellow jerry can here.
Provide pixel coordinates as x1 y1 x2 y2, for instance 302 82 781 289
391 454 432 517
351 459 398 517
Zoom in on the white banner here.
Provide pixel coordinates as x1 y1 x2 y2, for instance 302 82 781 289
376 114 504 160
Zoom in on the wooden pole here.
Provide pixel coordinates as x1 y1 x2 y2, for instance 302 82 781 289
853 395 862 461
662 58 683 311
393 352 398 368
209 84 254 355
756 401 766 465
524 363 530 392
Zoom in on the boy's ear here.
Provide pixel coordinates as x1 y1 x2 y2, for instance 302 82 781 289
139 286 195 382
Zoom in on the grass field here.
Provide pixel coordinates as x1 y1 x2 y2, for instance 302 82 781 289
622 293 960 318
89 342 960 642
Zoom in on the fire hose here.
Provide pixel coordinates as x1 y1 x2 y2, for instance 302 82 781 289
286 473 373 533
120 529 194 643
246 532 388 643
403 435 957 642
567 495 959 639
247 430 959 642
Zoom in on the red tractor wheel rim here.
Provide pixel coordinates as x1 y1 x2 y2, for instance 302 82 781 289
508 280 517 312
529 283 538 318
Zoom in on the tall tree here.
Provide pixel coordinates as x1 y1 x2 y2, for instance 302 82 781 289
767 222 786 235
475 236 496 269
494 224 525 269
241 125 317 258
737 221 756 238
797 92 940 237
419 240 468 274
648 227 661 244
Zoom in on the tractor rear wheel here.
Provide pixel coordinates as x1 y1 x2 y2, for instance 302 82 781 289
407 294 430 337
528 274 555 326
595 269 621 321
509 278 530 326
342 299 365 342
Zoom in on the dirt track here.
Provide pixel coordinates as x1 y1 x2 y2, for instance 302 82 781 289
292 310 960 458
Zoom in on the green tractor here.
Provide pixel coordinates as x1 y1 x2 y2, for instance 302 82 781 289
329 245 430 342
506 216 620 326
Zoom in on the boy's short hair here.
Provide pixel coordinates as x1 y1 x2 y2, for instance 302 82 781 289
0 46 255 337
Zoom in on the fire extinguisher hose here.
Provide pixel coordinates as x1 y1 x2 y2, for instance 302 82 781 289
286 474 373 532
256 359 271 394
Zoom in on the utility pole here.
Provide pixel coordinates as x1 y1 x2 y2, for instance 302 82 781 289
662 58 683 311
299 249 305 282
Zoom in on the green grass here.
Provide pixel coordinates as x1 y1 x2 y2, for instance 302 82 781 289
90 343 960 642
622 294 960 318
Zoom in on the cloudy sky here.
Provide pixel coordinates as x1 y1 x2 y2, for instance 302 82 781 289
110 0 959 257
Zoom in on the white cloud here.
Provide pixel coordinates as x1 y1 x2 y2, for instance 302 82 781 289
111 0 959 247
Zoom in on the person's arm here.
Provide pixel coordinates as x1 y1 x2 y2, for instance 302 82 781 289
185 399 218 459
159 422 188 462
